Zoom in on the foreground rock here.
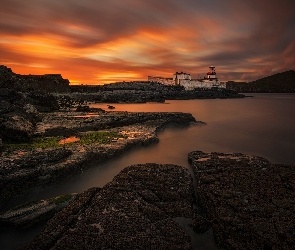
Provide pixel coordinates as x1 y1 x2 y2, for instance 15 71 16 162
0 89 60 142
26 164 194 249
0 193 76 228
188 151 295 250
0 112 198 202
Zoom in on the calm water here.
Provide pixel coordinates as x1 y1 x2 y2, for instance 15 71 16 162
2 94 295 249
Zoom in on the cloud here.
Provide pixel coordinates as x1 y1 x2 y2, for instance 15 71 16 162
1 0 294 83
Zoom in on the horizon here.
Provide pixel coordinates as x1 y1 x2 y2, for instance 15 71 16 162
1 0 295 85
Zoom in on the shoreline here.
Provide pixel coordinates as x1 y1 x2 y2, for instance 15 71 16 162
0 110 198 205
6 151 294 250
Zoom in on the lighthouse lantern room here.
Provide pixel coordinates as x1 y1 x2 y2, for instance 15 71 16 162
207 66 216 79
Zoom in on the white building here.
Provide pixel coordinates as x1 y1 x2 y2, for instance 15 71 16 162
173 72 191 85
149 66 225 90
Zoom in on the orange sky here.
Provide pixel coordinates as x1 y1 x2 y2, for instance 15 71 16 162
1 0 294 84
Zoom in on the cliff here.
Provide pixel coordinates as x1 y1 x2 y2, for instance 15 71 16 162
226 70 295 93
0 65 70 93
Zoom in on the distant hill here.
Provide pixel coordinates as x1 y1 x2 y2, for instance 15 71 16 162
226 70 295 93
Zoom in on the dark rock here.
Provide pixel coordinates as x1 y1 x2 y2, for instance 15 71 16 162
0 65 70 93
26 92 59 112
68 82 244 104
188 151 295 249
0 115 34 142
191 212 211 234
0 100 15 114
26 164 194 249
0 112 199 202
0 193 76 228
75 105 90 112
0 148 73 202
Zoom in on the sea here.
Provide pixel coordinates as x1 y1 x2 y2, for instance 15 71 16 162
1 93 295 249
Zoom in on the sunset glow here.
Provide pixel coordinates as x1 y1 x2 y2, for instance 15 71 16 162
1 0 294 84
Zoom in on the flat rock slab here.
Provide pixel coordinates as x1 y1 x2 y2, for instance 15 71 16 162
188 151 295 250
0 193 76 228
26 164 194 250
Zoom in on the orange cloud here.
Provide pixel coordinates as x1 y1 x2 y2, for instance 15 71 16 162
1 0 294 84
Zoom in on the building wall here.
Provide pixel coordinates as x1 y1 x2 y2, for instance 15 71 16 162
148 76 175 85
180 79 225 90
148 75 226 90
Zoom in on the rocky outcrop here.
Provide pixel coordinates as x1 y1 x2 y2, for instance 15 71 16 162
0 115 34 142
0 65 70 93
0 112 198 202
67 82 244 105
188 151 295 250
0 88 60 142
26 91 59 112
0 193 76 228
35 111 197 137
26 164 194 250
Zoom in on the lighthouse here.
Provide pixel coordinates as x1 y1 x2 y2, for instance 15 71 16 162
207 66 217 80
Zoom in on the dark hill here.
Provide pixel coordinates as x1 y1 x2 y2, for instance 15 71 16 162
226 70 295 93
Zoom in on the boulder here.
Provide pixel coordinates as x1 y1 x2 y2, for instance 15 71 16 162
26 164 194 249
26 92 59 112
188 151 295 249
75 105 90 112
23 103 38 114
0 115 34 142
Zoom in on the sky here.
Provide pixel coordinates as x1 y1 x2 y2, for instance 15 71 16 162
1 0 295 85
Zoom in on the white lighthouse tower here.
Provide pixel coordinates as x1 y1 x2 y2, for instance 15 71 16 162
207 66 217 80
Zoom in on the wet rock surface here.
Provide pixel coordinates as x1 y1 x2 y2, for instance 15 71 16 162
0 111 197 203
0 89 60 142
35 110 197 137
26 164 194 250
188 151 295 250
0 193 76 228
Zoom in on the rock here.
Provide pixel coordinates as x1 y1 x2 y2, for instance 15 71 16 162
75 105 90 112
0 193 76 228
25 164 194 249
24 103 38 114
191 212 211 234
188 151 295 249
26 92 59 112
0 148 73 202
0 111 199 202
0 65 70 93
0 115 34 142
0 100 16 114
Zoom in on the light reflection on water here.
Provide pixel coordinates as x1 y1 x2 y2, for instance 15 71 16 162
2 94 295 249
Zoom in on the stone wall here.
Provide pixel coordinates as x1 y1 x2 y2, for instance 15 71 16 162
180 79 225 90
148 75 225 90
148 76 175 85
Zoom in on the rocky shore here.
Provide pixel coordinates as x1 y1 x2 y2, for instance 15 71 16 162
0 109 197 203
2 147 295 249
66 82 245 104
0 193 76 228
188 151 295 249
25 164 195 250
20 151 295 249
